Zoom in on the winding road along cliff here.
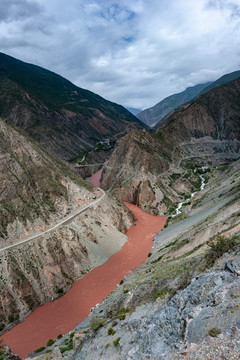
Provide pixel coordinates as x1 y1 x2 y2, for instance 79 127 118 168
0 181 166 358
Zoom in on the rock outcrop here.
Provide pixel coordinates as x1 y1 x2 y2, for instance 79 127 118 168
73 259 240 360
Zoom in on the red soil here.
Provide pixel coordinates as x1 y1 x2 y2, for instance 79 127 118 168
0 203 166 359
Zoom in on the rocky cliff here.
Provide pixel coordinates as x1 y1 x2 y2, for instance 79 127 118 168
0 118 134 334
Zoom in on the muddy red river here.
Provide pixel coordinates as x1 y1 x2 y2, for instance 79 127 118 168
1 194 166 358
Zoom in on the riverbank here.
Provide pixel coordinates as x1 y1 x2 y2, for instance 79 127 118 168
0 203 166 358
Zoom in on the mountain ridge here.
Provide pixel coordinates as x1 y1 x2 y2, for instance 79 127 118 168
0 52 146 164
136 82 212 127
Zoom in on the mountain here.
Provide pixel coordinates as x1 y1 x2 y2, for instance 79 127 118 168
18 73 240 360
101 77 240 215
0 117 134 334
136 82 212 127
199 70 240 95
127 107 142 115
0 52 146 164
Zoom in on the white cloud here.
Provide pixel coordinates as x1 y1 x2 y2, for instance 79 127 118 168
0 0 240 109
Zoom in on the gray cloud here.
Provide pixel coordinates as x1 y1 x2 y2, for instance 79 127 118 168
0 0 42 22
0 0 240 109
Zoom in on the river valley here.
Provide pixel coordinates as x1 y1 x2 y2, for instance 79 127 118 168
0 170 166 358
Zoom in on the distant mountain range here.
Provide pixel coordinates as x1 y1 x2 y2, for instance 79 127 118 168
127 107 142 115
136 82 212 127
0 52 146 163
137 70 240 127
199 70 240 95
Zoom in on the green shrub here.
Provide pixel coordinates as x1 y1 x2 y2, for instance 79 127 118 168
8 315 14 322
148 252 152 257
119 279 124 285
153 288 169 300
208 327 221 337
119 314 126 320
90 317 105 331
113 337 121 347
57 334 63 339
47 339 54 347
108 328 116 336
34 346 45 353
0 348 6 359
115 307 129 316
205 236 239 267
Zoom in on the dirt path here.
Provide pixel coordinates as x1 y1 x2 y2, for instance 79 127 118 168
0 204 166 359
0 189 105 253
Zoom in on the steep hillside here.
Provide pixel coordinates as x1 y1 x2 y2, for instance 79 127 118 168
101 78 240 215
136 82 211 127
0 118 134 334
0 52 145 164
39 157 240 359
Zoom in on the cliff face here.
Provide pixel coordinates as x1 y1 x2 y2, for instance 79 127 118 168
101 78 240 214
0 118 134 334
0 52 145 164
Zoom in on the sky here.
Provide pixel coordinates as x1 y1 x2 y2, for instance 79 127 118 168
0 0 240 110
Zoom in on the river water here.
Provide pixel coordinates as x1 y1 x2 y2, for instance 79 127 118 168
1 171 166 358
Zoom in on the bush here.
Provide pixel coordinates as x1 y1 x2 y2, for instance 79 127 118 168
90 317 105 331
153 288 169 300
8 315 14 322
57 334 63 339
113 337 121 347
34 346 45 353
47 339 54 347
208 327 222 337
148 252 152 257
119 314 126 320
205 236 239 267
119 279 124 285
108 328 116 336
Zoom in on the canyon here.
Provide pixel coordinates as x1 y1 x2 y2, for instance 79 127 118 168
0 52 240 359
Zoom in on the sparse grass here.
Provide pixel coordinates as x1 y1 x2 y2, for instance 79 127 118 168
205 235 240 267
208 327 222 337
108 327 116 336
153 288 169 300
113 337 121 347
90 317 105 332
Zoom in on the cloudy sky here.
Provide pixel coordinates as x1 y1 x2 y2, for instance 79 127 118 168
0 0 240 110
